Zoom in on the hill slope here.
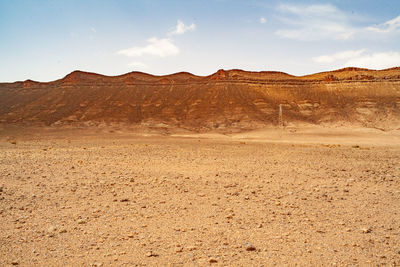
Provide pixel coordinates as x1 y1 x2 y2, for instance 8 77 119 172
1 67 400 131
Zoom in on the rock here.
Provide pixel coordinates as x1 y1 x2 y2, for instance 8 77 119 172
93 262 103 267
245 243 256 251
146 251 158 257
120 198 129 202
47 225 56 237
11 260 19 265
361 227 372 233
187 246 197 251
209 257 218 263
77 219 86 224
48 225 56 233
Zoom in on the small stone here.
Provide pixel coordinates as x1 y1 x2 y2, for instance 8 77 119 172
59 228 67 234
93 262 103 267
77 219 86 224
209 258 218 263
146 251 158 257
187 246 197 251
361 227 372 233
275 201 281 206
245 243 256 251
120 198 129 202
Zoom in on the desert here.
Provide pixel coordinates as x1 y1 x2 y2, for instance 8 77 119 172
0 122 399 266
2 1 400 265
1 67 400 266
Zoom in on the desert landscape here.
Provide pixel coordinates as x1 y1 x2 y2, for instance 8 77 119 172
0 125 399 266
2 1 400 265
1 66 400 266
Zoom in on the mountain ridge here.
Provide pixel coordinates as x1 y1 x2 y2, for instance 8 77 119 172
1 67 400 131
3 66 400 85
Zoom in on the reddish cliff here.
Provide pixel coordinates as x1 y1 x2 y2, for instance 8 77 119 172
0 67 399 131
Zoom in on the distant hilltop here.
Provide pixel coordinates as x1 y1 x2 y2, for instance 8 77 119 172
1 67 400 131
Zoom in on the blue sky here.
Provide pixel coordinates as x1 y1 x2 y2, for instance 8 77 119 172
0 0 400 82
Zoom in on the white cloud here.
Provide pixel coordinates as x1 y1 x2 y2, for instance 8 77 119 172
343 51 400 69
90 27 97 33
128 61 148 69
259 17 267 24
313 49 400 69
313 49 366 63
366 15 400 33
169 20 196 35
118 20 195 59
117 37 179 57
278 3 343 18
275 3 354 40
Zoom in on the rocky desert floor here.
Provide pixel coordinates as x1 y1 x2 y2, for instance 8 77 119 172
0 127 400 266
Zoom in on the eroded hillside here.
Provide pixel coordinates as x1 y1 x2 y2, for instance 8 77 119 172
1 67 400 131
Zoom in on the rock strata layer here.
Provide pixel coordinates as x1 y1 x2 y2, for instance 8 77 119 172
1 67 399 130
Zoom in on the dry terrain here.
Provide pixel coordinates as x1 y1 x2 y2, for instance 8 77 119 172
1 67 400 130
1 127 399 266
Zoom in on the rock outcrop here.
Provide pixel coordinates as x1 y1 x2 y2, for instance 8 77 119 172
1 67 399 131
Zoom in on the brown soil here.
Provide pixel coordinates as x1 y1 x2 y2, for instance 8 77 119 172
1 127 399 266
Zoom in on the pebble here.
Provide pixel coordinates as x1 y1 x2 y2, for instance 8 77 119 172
187 246 197 251
245 243 256 251
361 227 372 233
48 225 56 233
209 257 218 263
11 261 19 265
146 251 158 257
77 219 86 224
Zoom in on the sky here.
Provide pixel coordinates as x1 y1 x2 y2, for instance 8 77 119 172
0 0 400 82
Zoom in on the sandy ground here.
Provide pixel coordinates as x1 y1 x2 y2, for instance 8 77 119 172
0 127 400 266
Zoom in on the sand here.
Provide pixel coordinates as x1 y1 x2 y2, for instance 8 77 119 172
0 127 399 266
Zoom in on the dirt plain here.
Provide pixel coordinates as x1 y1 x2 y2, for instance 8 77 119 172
0 126 399 266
